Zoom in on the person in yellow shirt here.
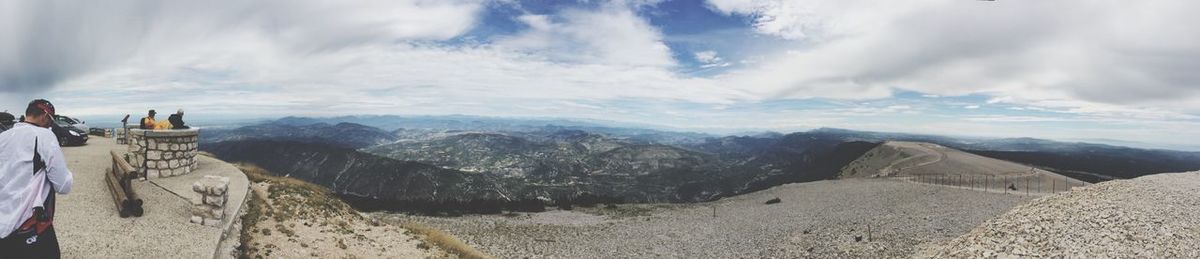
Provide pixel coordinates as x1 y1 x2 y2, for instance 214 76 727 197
139 110 156 130
154 119 171 130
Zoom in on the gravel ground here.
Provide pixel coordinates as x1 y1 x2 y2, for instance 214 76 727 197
385 178 1034 258
54 137 249 258
925 171 1200 258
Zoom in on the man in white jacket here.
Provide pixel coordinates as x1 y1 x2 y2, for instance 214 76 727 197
0 99 74 258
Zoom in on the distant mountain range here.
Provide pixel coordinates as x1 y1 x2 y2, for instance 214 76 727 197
200 122 397 149
198 116 1200 214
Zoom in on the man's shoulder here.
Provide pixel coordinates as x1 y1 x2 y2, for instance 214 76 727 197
0 124 53 141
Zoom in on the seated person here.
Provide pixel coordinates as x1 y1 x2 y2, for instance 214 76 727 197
139 110 157 129
168 109 189 129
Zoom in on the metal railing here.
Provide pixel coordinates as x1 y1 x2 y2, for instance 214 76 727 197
910 173 1085 195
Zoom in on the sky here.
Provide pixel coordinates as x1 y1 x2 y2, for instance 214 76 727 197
2 0 1199 148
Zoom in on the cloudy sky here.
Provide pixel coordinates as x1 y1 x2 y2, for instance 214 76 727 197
2 0 1199 147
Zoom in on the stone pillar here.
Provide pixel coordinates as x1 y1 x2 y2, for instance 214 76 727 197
127 129 200 178
191 175 230 227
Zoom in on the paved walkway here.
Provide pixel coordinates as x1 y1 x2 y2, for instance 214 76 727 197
54 136 248 258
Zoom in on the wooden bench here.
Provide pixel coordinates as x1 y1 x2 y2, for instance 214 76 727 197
107 150 144 217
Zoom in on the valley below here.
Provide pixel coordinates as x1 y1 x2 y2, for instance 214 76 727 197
194 116 1200 257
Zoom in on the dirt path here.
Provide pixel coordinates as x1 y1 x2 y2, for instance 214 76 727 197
842 141 1089 192
883 142 946 175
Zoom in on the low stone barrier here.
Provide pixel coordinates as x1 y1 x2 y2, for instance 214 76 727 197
127 129 199 178
191 175 230 227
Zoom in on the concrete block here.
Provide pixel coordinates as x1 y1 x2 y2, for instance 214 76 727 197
192 204 214 218
204 195 225 206
203 218 221 227
211 207 224 219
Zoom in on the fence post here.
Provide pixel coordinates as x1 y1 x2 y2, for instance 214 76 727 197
868 223 873 242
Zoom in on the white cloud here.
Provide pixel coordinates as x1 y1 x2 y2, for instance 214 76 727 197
495 4 675 67
48 41 739 117
695 51 719 63
707 0 1200 119
3 0 1200 147
694 50 731 68
0 0 485 93
5 0 746 119
964 105 980 109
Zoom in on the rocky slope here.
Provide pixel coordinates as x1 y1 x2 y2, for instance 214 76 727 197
395 178 1033 258
924 171 1200 258
235 164 489 258
805 128 1200 181
202 132 878 213
201 119 1200 216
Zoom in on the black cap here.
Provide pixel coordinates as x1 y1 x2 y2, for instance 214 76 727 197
149 109 156 115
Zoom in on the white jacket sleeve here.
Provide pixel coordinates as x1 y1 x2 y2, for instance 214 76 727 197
45 136 73 194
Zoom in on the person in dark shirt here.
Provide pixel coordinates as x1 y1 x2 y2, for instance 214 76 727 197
139 110 156 130
168 109 189 130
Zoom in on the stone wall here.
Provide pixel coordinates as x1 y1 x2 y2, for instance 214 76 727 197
127 129 200 178
191 175 230 227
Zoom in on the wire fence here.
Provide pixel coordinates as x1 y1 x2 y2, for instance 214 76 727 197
909 173 1086 195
